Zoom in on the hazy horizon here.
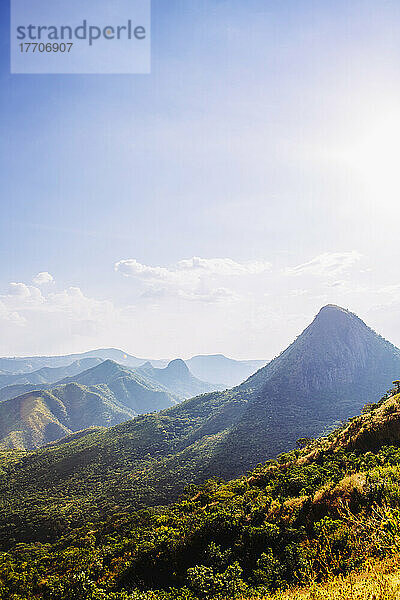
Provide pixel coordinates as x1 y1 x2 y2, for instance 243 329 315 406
0 302 393 363
0 347 268 362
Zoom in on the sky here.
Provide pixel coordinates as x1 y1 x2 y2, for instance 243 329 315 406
1 0 400 360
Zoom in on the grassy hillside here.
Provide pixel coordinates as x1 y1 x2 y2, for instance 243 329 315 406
2 306 400 530
0 360 183 450
2 385 400 598
261 557 400 599
0 383 135 450
0 388 248 536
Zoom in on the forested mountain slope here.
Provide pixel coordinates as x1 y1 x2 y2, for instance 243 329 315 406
59 359 180 412
0 382 134 450
1 305 399 537
0 360 182 450
3 382 400 598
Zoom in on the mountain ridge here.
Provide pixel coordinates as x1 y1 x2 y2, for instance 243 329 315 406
3 379 400 597
0 350 266 387
0 357 102 388
0 304 397 523
58 359 180 413
0 382 135 450
0 361 181 450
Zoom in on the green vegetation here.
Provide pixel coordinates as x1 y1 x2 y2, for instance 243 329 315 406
0 388 245 541
0 361 180 450
2 305 400 539
2 386 400 599
0 383 134 450
261 556 400 599
2 306 400 598
0 357 224 451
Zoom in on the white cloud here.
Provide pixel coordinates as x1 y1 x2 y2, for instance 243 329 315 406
289 289 308 297
287 251 362 278
0 279 127 355
46 286 116 324
7 283 44 302
116 259 174 282
176 257 270 275
115 256 270 280
33 272 54 286
2 283 112 322
3 256 399 360
115 256 271 302
8 282 32 297
376 283 400 296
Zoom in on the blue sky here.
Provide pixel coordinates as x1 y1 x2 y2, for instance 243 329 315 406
2 0 400 359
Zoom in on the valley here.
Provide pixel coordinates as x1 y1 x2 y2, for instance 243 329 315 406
2 305 400 599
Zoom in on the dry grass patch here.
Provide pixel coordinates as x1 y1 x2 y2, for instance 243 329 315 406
244 556 400 600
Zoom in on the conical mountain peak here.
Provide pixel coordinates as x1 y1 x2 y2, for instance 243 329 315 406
300 304 369 347
318 303 350 313
312 304 363 328
242 305 400 396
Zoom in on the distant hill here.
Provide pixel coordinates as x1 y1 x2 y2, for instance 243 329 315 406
185 354 266 387
0 358 103 403
0 349 147 374
1 305 398 525
0 358 221 405
0 360 181 450
0 350 266 386
136 359 224 398
0 383 135 450
59 359 180 413
0 358 101 388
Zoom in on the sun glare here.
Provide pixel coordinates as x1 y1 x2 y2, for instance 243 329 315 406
341 114 400 200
